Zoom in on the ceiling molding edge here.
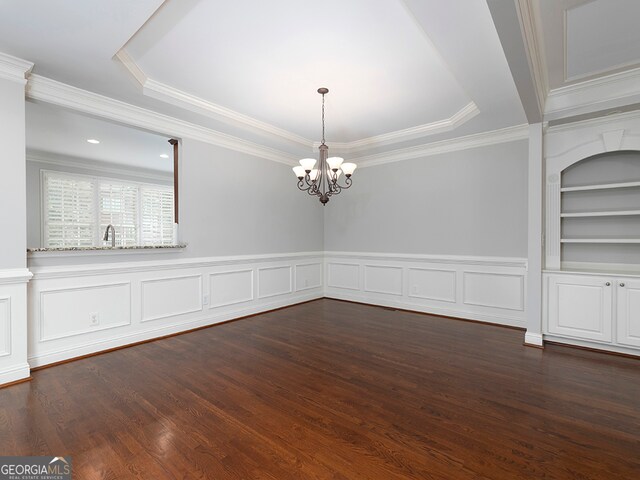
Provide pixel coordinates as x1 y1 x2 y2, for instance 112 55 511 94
0 51 34 85
26 150 173 183
545 66 640 121
314 102 480 154
115 49 312 150
515 0 548 115
26 74 299 166
546 108 640 135
115 49 481 154
352 124 529 168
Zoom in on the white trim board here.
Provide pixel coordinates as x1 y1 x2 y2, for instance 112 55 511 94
0 51 33 85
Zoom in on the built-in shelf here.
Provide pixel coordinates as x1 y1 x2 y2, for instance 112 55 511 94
561 181 640 192
561 210 640 218
561 238 640 244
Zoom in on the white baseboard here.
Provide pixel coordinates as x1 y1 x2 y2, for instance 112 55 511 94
326 292 524 328
524 331 544 347
543 334 640 358
0 363 30 385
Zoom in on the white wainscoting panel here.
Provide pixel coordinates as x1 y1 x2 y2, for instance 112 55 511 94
141 275 203 322
408 268 456 303
324 252 527 328
0 297 10 356
209 269 253 308
0 269 31 385
463 272 525 311
364 265 403 296
258 266 292 299
40 282 131 340
295 263 322 292
327 263 360 290
28 253 323 368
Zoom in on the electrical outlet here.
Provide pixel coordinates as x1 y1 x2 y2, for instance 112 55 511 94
304 279 309 287
203 294 209 305
89 312 100 326
411 285 418 294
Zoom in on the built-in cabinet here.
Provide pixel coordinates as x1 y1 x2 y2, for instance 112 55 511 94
546 273 640 350
543 112 640 356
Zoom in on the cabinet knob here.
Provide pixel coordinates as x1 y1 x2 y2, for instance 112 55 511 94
605 282 611 286
620 282 625 287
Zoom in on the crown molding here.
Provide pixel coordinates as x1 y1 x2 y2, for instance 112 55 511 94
515 0 548 115
545 66 640 121
546 108 640 135
115 49 312 150
26 150 173 183
116 49 481 153
0 51 34 85
315 102 480 154
352 124 529 168
26 74 299 166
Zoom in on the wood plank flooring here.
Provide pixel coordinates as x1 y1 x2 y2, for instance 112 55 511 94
0 299 639 479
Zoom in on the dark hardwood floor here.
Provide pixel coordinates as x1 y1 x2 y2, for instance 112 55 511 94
1 299 639 479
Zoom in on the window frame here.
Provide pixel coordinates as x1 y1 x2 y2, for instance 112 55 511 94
40 169 174 248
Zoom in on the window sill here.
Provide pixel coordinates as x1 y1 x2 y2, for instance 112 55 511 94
27 244 187 258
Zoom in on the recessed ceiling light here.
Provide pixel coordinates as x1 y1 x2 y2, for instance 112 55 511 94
159 153 169 158
87 139 100 144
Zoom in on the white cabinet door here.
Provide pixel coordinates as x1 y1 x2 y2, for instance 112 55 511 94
616 278 640 348
547 275 613 342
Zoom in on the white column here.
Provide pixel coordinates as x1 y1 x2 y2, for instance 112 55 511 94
0 52 34 385
525 123 544 347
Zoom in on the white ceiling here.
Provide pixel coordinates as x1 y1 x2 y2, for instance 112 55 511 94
126 0 471 142
0 0 528 159
26 101 173 172
536 0 640 89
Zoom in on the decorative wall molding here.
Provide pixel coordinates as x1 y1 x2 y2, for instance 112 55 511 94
515 0 548 116
317 102 480 153
545 66 640 120
325 252 527 328
140 274 203 322
39 282 132 341
0 269 33 285
257 266 293 299
351 124 530 168
27 150 172 183
0 298 11 357
29 251 324 279
209 269 254 308
294 263 322 292
26 74 300 166
0 52 33 85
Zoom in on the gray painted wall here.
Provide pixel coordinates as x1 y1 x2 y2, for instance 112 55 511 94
0 78 27 269
179 139 324 258
323 140 529 257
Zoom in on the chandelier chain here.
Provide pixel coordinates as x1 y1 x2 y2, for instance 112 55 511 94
321 92 326 145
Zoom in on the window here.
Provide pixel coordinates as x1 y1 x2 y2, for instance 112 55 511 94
42 171 174 247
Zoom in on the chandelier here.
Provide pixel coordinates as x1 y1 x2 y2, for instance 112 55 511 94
292 88 357 205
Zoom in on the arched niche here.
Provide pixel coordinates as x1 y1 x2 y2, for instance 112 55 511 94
545 119 640 270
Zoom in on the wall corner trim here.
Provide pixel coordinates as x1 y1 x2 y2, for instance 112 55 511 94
0 51 34 85
524 331 544 347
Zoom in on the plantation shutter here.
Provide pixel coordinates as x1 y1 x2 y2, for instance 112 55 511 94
140 185 174 245
99 181 139 246
43 171 96 247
